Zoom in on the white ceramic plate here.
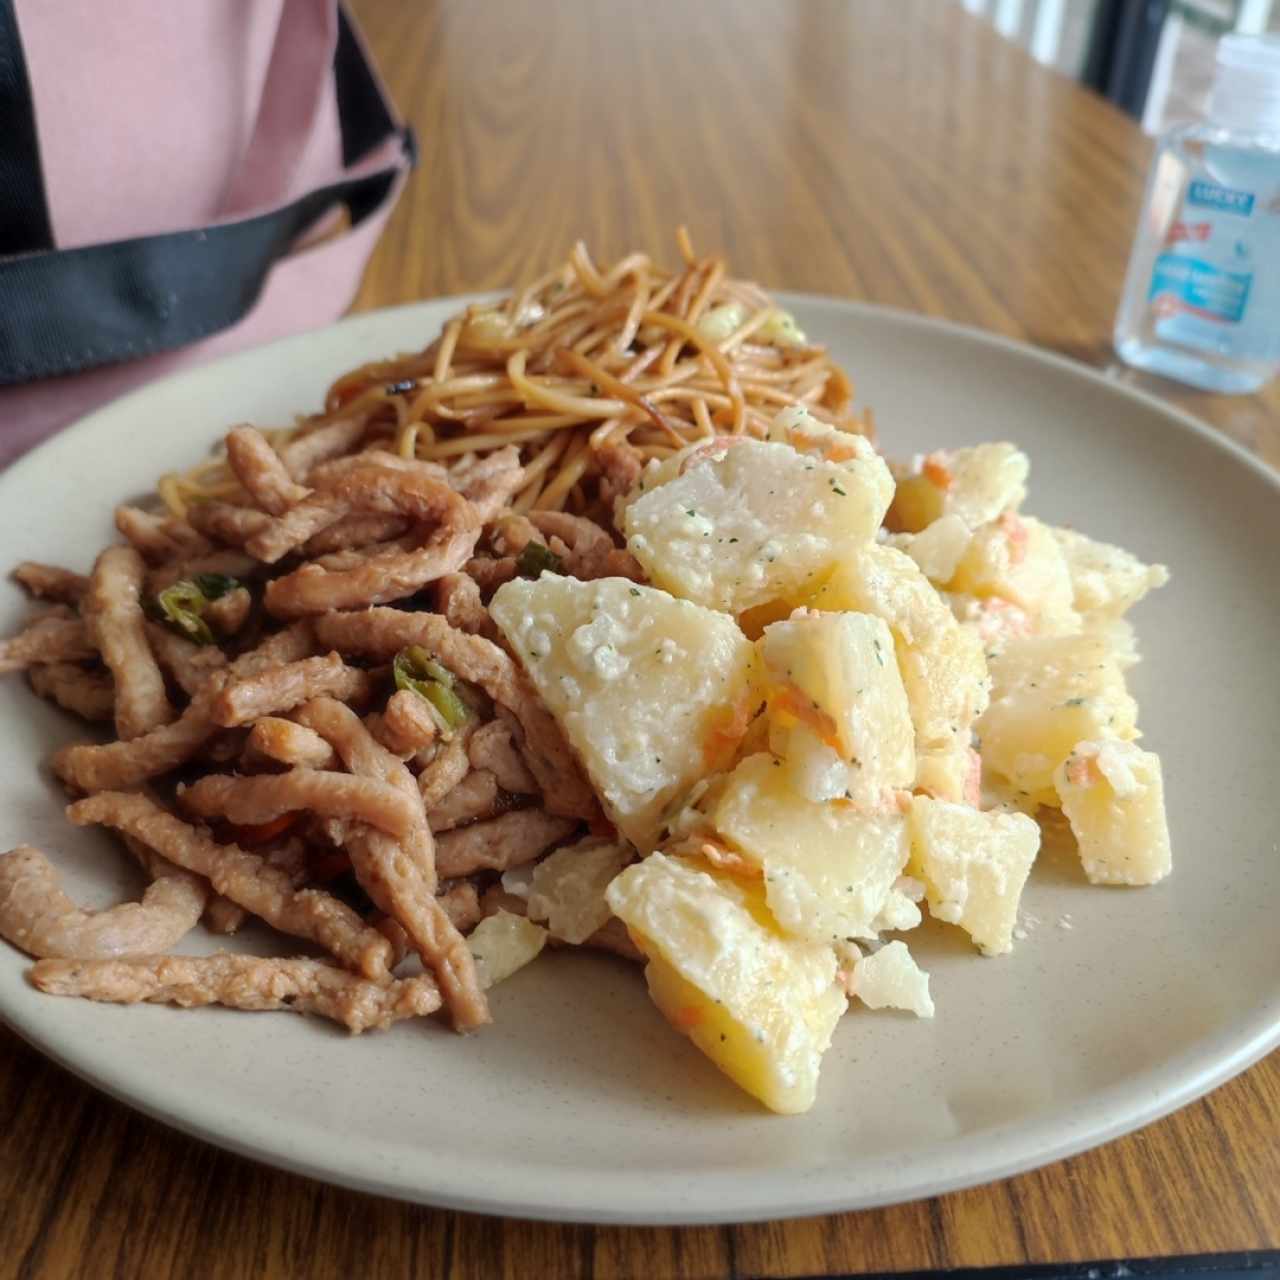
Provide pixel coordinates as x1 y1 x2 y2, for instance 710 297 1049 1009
1 297 1278 1225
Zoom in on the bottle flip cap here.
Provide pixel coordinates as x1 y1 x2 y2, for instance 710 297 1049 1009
1209 33 1280 133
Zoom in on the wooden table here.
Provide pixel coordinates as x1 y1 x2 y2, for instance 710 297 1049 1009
3 2 1277 1276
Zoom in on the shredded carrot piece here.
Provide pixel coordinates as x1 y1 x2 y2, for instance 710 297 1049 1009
922 451 953 490
768 684 843 754
229 812 300 846
998 512 1029 565
674 1004 704 1029
701 693 756 769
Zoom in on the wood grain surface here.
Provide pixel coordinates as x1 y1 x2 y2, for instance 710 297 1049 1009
3 1 1277 1277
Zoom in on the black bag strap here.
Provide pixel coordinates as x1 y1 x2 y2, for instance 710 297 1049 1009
0 0 52 257
0 2 414 388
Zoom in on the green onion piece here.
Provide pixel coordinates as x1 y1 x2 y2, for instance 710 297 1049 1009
515 541 564 579
191 573 240 600
393 646 470 730
151 575 241 645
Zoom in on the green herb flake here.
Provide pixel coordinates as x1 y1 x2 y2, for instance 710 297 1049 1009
516 541 564 580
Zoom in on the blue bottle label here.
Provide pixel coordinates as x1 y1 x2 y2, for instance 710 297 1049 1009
1186 179 1255 216
1148 255 1251 324
1145 148 1280 363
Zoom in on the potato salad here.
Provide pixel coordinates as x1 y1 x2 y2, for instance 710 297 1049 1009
489 408 1171 1114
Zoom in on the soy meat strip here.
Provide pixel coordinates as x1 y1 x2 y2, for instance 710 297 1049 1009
225 426 310 515
205 587 252 637
205 838 301 936
180 770 421 840
83 545 174 739
185 501 269 547
300 514 409 557
66 791 392 978
53 624 314 793
452 449 527 522
434 810 579 877
52 699 223 794
12 562 89 606
269 500 508 621
306 450 448 489
438 881 483 933
468 718 538 794
265 522 486 619
115 506 211 563
489 514 539 559
28 663 114 722
294 698 488 1031
377 689 438 756
223 446 523 617
203 895 249 936
527 511 643 581
0 844 206 960
145 623 227 696
0 612 94 673
311 535 417 574
246 717 337 769
434 573 491 637
427 769 500 832
595 439 644 507
29 955 439 1034
247 464 474 565
212 653 372 727
278 414 368 480
463 556 517 593
416 730 474 808
147 550 257 595
313 608 598 821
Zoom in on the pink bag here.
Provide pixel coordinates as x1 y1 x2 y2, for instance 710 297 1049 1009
0 0 413 466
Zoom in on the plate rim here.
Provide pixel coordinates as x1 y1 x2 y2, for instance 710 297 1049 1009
2 294 1278 1225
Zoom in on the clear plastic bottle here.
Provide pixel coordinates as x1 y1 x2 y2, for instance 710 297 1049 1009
1114 34 1280 393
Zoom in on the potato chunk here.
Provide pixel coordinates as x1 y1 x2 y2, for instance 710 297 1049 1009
1051 526 1170 618
761 611 914 805
895 622 990 751
914 742 980 804
623 438 893 614
810 544 988 750
712 753 910 942
977 632 1138 805
490 575 757 852
811 543 951 646
854 940 935 1017
948 514 1078 634
1053 740 1171 885
527 838 632 943
903 513 972 584
908 796 1040 955
605 852 847 1114
890 443 1029 532
468 911 549 989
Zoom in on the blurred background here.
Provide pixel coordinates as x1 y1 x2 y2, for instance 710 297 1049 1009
963 0 1279 133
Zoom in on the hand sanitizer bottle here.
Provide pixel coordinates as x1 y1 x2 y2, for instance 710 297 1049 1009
1114 34 1280 393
